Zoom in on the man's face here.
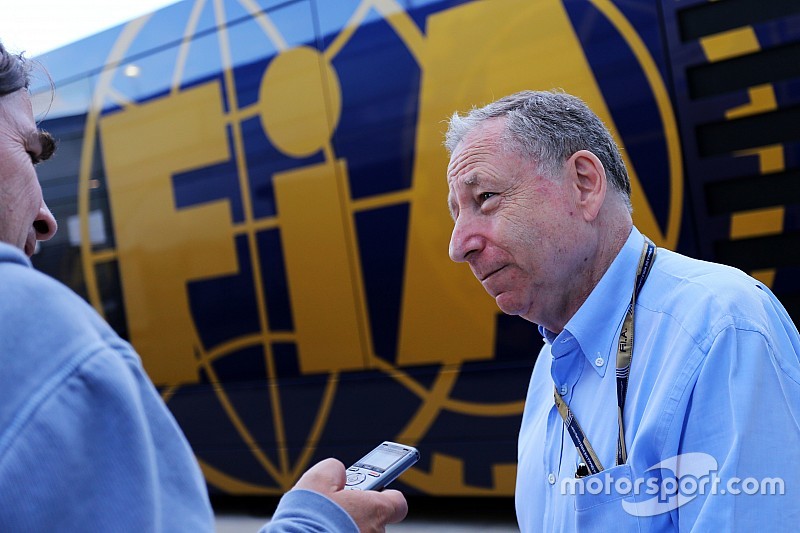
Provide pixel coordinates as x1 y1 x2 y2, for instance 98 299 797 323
0 89 57 256
447 119 589 329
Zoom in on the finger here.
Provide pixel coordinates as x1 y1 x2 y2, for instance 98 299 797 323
376 489 408 524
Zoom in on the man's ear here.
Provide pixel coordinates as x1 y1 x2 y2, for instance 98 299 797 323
567 150 607 222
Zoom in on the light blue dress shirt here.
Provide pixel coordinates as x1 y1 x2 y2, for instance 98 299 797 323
516 227 800 531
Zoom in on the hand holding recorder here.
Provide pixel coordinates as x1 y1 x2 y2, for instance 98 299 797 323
291 442 418 533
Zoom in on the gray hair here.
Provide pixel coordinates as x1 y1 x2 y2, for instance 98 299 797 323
0 40 30 96
445 90 631 207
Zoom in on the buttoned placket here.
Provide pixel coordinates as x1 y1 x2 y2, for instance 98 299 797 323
545 332 584 494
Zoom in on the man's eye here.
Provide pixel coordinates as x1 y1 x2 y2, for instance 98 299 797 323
479 192 496 202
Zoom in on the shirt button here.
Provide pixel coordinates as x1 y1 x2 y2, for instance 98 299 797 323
595 357 604 367
548 473 556 485
559 385 568 395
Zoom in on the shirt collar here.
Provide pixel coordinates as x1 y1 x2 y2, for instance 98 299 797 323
539 226 643 376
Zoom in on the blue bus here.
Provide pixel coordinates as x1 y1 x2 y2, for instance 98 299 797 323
29 0 800 497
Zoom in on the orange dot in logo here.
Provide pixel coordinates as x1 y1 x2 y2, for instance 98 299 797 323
258 46 342 158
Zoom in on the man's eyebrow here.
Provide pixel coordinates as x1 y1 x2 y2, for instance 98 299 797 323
447 199 457 221
448 173 483 220
463 174 480 187
37 130 56 161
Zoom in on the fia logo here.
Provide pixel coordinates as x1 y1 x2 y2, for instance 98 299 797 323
68 0 683 496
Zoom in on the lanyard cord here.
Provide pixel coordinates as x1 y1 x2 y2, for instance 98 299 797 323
554 237 657 476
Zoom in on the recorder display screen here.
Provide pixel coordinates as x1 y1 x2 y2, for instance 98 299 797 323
357 445 407 472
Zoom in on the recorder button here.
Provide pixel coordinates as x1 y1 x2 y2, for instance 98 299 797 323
346 472 366 485
368 472 380 477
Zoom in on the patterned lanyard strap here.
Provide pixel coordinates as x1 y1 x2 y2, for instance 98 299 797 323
554 237 657 476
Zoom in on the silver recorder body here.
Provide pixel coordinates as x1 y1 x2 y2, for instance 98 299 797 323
344 441 420 491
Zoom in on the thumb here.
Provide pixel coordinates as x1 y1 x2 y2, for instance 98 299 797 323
293 458 346 493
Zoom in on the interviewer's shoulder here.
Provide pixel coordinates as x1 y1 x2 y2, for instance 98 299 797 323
0 254 91 317
0 245 119 351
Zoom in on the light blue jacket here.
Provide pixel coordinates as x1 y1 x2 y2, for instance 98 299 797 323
0 242 355 532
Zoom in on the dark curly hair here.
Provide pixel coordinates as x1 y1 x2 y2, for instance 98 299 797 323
0 40 30 96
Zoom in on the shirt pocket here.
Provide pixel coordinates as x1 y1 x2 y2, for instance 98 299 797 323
573 463 642 532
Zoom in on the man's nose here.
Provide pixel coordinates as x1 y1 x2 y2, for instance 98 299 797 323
449 215 483 263
33 203 57 241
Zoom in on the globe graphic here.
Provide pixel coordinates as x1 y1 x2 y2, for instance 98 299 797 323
76 0 532 496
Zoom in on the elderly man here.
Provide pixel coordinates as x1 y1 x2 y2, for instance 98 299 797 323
446 90 800 530
0 41 406 532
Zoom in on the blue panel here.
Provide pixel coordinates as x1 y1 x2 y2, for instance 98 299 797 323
272 342 300 378
417 411 520 489
451 358 535 405
239 115 325 219
173 124 244 223
492 313 544 363
232 57 271 110
257 230 294 332
315 0 382 40
35 24 126 87
355 203 409 361
263 0 317 49
188 234 260 350
212 343 267 383
406 0 474 32
275 363 330 464
179 29 228 101
30 0 205 91
167 381 281 489
564 0 671 231
452 313 538 405
126 0 219 56
112 45 182 104
319 370 421 448
217 382 280 462
329 11 420 199
229 1 315 108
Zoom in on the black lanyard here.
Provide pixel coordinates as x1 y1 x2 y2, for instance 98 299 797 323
554 237 657 476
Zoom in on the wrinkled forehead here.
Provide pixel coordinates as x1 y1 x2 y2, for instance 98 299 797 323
446 120 507 183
